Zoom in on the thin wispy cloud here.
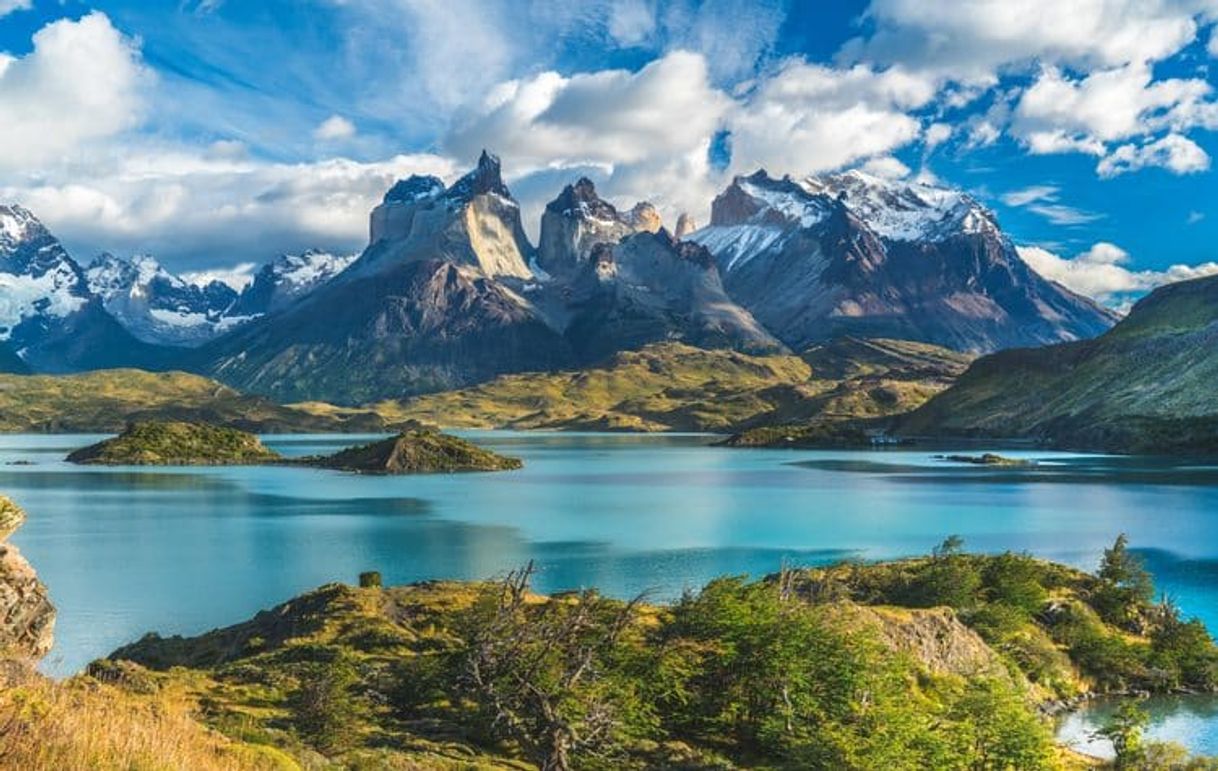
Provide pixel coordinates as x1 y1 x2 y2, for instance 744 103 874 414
1002 185 1103 226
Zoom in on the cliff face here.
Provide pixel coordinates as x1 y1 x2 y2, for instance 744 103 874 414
0 497 54 663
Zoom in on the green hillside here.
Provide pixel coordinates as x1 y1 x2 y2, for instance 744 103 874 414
899 274 1218 452
0 369 384 433
367 341 969 433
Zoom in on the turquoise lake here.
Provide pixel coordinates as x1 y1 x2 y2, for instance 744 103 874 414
4 431 1218 754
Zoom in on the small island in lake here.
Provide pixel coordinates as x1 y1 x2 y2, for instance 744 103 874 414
308 429 523 474
66 422 524 473
66 421 281 466
937 453 1037 467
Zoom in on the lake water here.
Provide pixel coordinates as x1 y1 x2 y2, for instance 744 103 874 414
4 432 1218 752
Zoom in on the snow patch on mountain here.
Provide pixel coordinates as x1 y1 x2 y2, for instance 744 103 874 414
802 170 998 242
686 225 787 273
0 266 87 341
85 253 240 347
228 249 356 317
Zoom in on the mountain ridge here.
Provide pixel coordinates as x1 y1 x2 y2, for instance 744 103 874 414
896 273 1218 452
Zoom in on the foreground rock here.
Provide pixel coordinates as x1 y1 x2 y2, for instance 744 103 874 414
66 421 281 466
0 497 55 663
310 430 523 474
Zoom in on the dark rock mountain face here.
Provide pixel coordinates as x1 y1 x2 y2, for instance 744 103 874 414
206 257 571 404
688 170 1118 353
0 342 28 374
2 155 1126 405
536 177 661 279
898 273 1218 452
537 176 780 362
561 229 782 362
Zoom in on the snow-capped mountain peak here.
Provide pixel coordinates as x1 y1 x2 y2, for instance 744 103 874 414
227 249 357 318
0 204 91 344
0 204 45 248
801 169 999 242
84 252 241 347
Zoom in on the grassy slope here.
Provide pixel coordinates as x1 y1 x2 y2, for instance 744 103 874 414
355 340 969 433
0 369 384 433
898 276 1218 452
93 550 1179 770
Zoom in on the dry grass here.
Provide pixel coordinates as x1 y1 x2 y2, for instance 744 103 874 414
0 675 296 771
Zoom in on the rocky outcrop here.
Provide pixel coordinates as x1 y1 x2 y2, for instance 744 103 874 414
674 213 697 238
846 604 1009 679
365 150 534 280
0 497 55 663
536 178 660 278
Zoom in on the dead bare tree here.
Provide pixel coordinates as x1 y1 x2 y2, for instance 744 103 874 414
458 561 645 771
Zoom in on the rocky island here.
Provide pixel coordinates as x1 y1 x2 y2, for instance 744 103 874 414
66 421 282 466
65 421 524 474
938 453 1037 466
308 429 523 474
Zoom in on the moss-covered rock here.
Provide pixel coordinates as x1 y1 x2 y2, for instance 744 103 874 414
311 430 522 474
66 421 281 466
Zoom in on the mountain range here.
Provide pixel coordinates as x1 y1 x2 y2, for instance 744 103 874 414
0 152 1119 404
688 169 1118 352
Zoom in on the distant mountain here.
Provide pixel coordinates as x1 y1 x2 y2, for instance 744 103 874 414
202 152 574 404
86 254 241 347
202 156 785 404
85 250 355 348
688 169 1118 353
898 274 1218 452
228 249 356 317
0 204 170 372
537 178 780 361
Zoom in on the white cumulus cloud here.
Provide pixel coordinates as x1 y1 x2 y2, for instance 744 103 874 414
728 61 934 176
3 150 457 271
1097 133 1212 177
314 115 356 141
0 12 150 170
1018 241 1218 305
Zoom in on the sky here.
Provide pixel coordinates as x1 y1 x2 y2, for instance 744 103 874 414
2 0 1218 305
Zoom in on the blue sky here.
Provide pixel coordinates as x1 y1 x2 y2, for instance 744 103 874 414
1 0 1217 304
